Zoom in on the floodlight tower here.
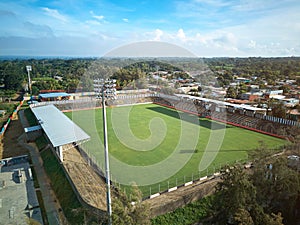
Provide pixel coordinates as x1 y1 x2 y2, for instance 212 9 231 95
26 65 32 99
93 78 116 225
156 65 160 91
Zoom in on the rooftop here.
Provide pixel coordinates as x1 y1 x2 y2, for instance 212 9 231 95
31 104 90 147
38 92 70 99
0 156 43 225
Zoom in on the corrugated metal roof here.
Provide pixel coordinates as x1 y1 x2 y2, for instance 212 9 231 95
31 105 90 147
39 92 70 98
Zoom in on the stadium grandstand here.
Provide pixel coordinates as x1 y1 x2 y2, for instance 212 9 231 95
28 104 90 161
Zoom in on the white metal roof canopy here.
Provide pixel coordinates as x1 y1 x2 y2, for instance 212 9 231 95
31 104 90 147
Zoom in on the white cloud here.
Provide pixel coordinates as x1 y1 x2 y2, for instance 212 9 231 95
90 10 104 21
248 40 256 49
41 7 67 23
177 28 186 41
93 15 104 20
140 28 242 56
123 18 129 22
153 29 163 41
85 20 101 26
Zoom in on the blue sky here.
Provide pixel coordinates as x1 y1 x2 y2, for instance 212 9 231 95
0 0 299 57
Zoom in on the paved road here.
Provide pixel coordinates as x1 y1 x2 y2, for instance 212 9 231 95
18 110 67 225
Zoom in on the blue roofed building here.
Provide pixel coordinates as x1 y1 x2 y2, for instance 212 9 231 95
38 92 71 101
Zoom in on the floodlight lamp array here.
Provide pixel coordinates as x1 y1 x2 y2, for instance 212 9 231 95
93 79 117 99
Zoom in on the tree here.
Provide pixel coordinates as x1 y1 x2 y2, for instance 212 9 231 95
252 157 300 224
226 86 238 98
79 75 93 91
212 165 257 224
0 90 16 102
296 77 300 86
271 101 286 118
234 208 254 225
209 143 297 225
238 83 248 97
112 184 150 225
279 85 290 94
3 64 25 91
249 142 300 224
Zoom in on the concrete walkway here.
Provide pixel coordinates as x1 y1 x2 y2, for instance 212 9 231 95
18 110 67 225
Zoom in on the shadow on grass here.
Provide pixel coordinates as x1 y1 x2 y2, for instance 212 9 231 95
147 106 231 130
179 149 249 154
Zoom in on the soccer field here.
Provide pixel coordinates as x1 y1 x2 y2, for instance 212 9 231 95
65 103 287 196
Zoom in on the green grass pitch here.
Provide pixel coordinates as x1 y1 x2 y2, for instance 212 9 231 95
65 103 287 196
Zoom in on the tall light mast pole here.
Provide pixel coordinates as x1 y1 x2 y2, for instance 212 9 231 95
26 65 32 99
94 78 116 225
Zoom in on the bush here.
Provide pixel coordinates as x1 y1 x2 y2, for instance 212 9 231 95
151 196 213 225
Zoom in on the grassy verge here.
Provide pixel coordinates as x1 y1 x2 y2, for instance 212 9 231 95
0 102 18 127
151 195 213 225
24 108 38 126
36 190 49 225
36 135 48 151
41 148 84 225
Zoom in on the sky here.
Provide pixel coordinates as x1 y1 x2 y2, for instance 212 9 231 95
0 0 300 57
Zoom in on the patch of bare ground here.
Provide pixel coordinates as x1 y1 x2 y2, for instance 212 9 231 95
63 146 108 211
0 114 28 159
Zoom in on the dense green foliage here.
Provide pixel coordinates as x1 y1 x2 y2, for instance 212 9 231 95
151 196 213 225
112 185 151 225
209 147 300 225
1 57 299 93
0 102 18 128
0 102 17 114
206 57 300 87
